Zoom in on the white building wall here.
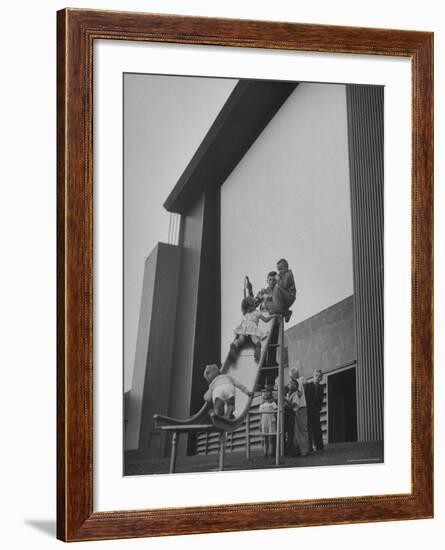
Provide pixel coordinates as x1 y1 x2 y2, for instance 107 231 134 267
220 83 353 354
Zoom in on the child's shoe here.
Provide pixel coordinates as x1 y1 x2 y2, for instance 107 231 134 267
228 343 237 363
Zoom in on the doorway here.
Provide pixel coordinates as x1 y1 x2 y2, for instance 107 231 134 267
327 367 357 443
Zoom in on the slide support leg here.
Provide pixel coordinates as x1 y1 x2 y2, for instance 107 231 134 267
219 432 226 471
169 431 178 474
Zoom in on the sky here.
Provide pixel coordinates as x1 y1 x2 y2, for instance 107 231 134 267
124 75 353 391
124 74 237 390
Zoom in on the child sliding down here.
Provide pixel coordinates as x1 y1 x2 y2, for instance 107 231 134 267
203 364 253 419
230 297 275 363
259 387 277 459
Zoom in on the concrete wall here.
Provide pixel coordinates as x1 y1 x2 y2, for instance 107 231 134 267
126 188 222 460
125 243 180 457
285 295 356 380
220 83 353 354
125 246 158 450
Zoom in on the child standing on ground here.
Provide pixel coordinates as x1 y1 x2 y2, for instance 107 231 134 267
203 364 253 419
259 387 277 459
229 297 275 363
270 258 296 322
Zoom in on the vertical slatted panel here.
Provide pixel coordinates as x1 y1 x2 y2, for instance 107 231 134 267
168 213 181 245
346 85 384 441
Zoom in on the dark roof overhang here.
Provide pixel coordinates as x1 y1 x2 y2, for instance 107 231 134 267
164 79 298 214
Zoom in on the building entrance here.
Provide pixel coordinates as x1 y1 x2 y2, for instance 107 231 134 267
327 367 357 443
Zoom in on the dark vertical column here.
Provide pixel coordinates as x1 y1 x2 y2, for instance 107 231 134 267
188 185 221 453
346 85 384 441
168 187 221 455
168 196 205 426
138 244 181 452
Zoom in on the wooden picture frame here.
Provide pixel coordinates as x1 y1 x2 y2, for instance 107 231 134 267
57 8 433 542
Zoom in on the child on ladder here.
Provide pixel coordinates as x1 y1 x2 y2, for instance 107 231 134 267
269 258 296 322
255 270 280 378
229 297 275 363
259 387 277 459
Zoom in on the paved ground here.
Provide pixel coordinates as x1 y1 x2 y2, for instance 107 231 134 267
125 440 384 476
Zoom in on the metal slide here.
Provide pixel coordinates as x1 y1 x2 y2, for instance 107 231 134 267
153 316 278 433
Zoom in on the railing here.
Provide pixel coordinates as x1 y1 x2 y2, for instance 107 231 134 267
196 395 263 455
196 382 329 454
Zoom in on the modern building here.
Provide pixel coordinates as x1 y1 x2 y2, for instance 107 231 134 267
124 79 383 466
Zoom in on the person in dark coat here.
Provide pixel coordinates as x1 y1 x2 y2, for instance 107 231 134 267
304 369 325 451
269 259 296 322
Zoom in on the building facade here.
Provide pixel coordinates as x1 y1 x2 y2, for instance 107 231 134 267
124 80 383 466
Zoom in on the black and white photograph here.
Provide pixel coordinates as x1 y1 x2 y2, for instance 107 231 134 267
123 73 384 476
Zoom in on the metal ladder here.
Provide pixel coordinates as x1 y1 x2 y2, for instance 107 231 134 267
244 313 285 466
213 276 287 470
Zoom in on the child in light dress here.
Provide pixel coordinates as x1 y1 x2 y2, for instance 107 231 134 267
259 387 277 458
203 364 253 419
229 297 275 363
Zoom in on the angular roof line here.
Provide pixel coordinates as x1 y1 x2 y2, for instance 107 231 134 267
164 79 298 213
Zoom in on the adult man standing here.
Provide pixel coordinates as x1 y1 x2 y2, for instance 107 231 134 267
305 369 325 452
286 368 310 457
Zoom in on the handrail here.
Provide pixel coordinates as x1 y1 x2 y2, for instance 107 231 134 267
153 401 211 428
154 316 279 433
